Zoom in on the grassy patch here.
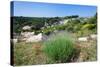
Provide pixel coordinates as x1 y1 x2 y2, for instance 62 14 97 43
13 32 97 65
14 42 47 65
43 32 76 63
77 40 97 62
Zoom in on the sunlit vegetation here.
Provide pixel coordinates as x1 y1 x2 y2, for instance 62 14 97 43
13 13 97 65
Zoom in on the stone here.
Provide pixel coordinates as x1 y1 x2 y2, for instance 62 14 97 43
21 32 35 38
12 38 18 44
26 33 43 43
90 34 97 39
78 37 88 42
22 25 31 30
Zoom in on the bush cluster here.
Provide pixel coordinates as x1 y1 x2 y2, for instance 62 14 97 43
43 32 75 63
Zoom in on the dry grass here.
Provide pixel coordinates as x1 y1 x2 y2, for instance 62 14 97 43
76 40 97 62
13 37 97 65
14 42 48 66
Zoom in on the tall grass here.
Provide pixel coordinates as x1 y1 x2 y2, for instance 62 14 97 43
43 32 75 63
14 42 47 65
14 42 35 65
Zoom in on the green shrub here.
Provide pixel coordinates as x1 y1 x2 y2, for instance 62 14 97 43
42 28 53 35
82 24 95 30
54 25 66 31
43 32 75 63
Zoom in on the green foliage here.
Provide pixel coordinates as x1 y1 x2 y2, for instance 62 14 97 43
65 19 81 33
82 24 96 30
76 23 96 37
41 27 54 35
64 15 79 19
12 13 97 36
86 17 97 24
43 32 75 63
77 29 92 37
40 25 67 35
55 25 66 30
12 16 63 33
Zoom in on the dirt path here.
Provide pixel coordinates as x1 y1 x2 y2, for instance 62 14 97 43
32 43 47 64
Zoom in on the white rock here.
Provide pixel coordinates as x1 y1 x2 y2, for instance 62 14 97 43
90 34 97 39
21 32 34 38
31 32 35 35
78 37 88 41
21 38 27 41
13 38 18 44
22 25 31 30
26 33 42 42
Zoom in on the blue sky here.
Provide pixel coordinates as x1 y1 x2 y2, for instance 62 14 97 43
12 1 97 17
